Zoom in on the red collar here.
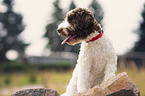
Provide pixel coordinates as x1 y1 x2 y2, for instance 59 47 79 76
88 31 103 42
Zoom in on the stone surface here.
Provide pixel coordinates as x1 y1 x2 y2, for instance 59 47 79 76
74 72 140 96
11 88 60 96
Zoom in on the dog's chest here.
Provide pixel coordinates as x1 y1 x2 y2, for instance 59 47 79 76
77 41 107 71
77 41 107 85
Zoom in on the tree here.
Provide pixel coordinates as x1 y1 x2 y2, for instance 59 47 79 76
89 0 103 23
0 0 28 62
69 0 76 10
44 0 79 53
44 0 64 52
134 4 145 52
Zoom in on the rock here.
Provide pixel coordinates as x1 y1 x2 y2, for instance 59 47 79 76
11 88 60 96
74 72 140 96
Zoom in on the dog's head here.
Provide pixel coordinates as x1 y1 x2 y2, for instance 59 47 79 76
57 8 100 45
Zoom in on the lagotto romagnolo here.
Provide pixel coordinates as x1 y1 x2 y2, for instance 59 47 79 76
57 8 117 96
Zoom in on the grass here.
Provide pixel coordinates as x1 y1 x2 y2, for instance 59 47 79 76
0 65 145 96
117 64 145 96
0 70 72 95
0 72 41 88
43 71 71 94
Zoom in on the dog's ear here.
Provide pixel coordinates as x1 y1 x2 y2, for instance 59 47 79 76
77 13 94 30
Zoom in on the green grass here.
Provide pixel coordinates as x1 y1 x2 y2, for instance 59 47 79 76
0 70 72 95
0 65 145 96
42 71 72 94
0 72 41 88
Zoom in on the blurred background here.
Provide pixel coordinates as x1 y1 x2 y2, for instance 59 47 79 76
0 0 145 95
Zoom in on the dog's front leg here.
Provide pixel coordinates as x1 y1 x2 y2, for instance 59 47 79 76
77 63 92 93
61 64 78 96
104 55 117 81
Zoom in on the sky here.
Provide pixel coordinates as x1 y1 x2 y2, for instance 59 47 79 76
98 0 145 54
1 0 145 58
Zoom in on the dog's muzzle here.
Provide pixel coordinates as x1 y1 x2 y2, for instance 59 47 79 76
57 28 69 36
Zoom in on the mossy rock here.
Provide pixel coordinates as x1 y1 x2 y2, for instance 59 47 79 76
11 88 60 96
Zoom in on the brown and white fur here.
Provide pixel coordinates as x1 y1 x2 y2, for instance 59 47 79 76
57 8 117 96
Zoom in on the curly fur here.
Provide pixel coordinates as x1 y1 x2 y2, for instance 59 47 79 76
57 8 117 96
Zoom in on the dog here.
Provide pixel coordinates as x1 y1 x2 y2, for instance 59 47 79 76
57 8 117 96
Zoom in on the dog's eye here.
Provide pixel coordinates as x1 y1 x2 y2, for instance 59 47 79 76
57 28 63 33
66 28 69 31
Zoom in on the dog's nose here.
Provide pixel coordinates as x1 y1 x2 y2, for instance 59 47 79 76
57 28 63 33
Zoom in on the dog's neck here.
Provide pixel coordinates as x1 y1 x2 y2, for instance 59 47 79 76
85 30 103 43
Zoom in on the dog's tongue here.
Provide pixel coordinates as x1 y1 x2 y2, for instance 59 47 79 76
61 35 72 45
61 35 76 45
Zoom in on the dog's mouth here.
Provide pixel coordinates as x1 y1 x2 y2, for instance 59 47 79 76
61 35 76 45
